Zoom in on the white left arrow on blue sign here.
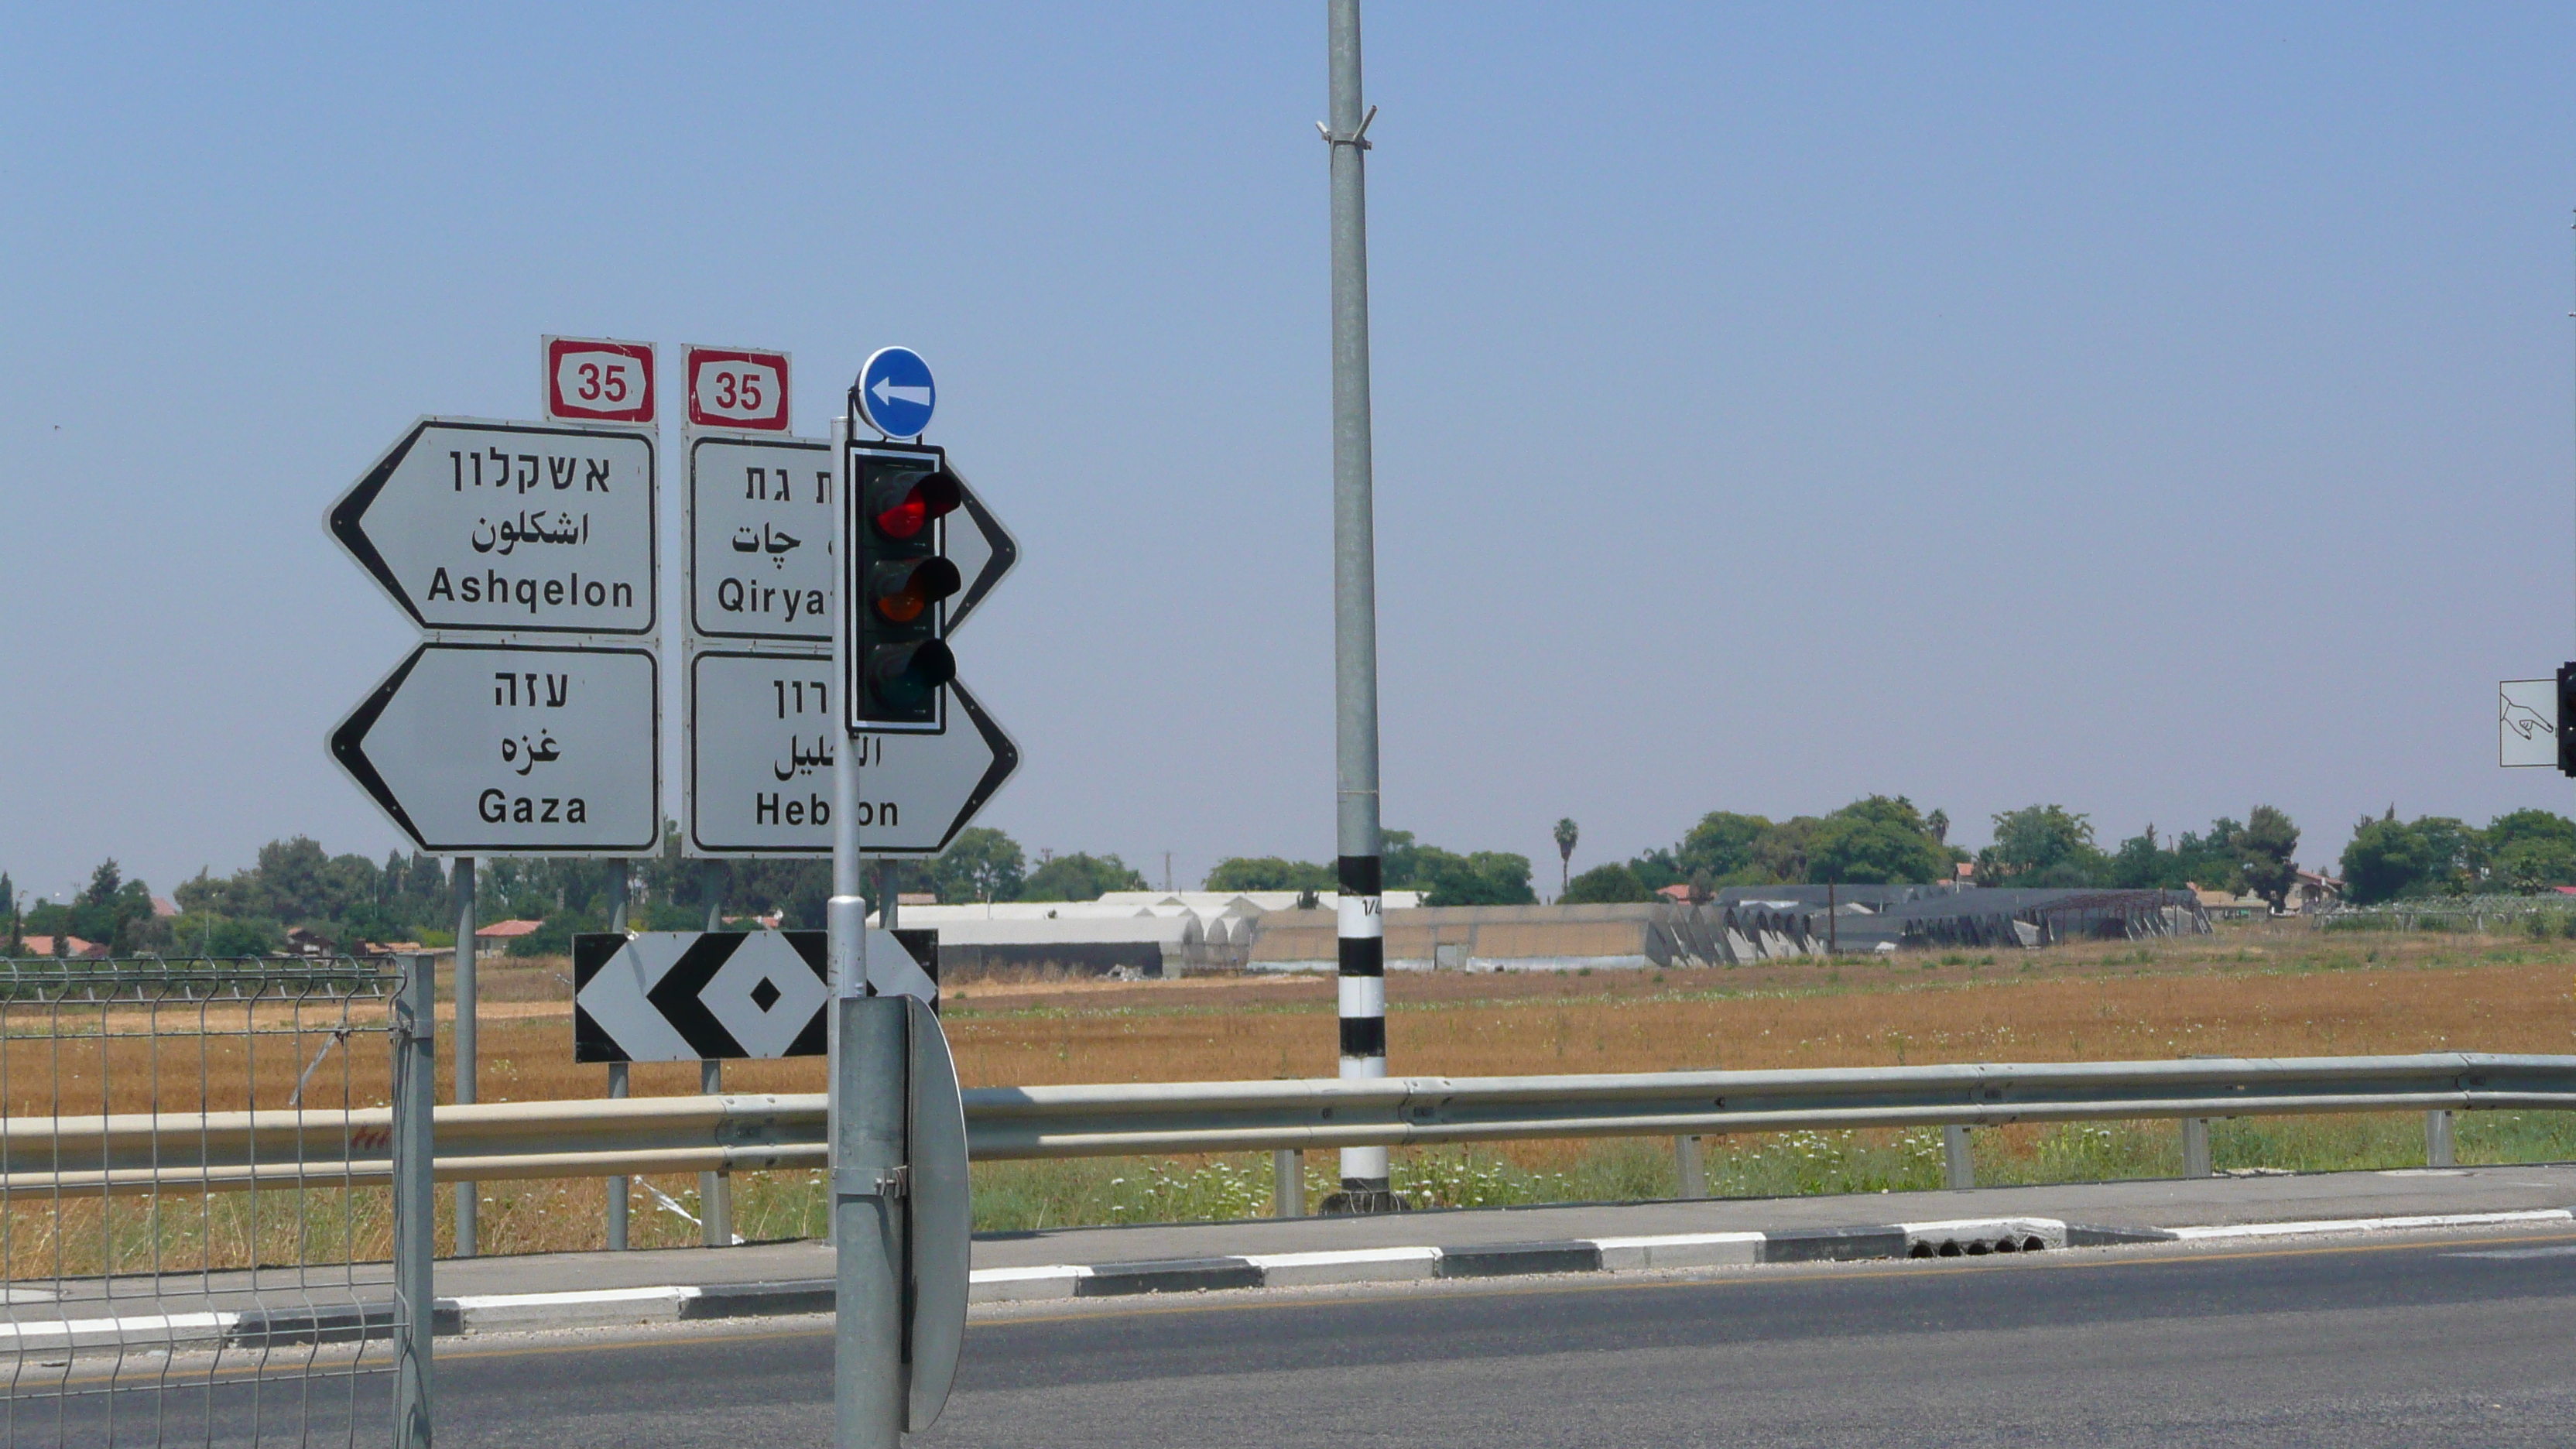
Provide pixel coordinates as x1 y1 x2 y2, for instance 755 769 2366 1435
330 641 660 855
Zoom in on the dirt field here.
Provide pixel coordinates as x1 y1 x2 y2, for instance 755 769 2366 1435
9 920 2567 1114
5 920 2571 1266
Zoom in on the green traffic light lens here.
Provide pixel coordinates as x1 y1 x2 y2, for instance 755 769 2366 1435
867 639 956 710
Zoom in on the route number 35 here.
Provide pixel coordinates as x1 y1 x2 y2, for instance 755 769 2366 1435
545 337 656 423
687 348 791 431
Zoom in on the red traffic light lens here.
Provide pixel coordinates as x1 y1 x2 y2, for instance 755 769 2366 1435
868 557 961 623
868 468 963 540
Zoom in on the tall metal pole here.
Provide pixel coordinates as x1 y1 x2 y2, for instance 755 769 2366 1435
830 412 906 1447
452 856 477 1256
1326 0 1391 1211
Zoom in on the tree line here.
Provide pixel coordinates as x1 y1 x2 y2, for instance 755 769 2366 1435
12 800 2575 958
1201 831 1538 906
2337 807 2576 903
1551 797 2307 910
0 826 1153 959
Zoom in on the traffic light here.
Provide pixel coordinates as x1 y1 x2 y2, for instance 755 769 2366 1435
2559 663 2576 776
847 443 964 728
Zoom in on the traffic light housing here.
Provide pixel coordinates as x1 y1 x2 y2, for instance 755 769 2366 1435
2558 663 2576 776
847 442 964 729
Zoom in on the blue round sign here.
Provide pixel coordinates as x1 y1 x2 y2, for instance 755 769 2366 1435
856 347 937 438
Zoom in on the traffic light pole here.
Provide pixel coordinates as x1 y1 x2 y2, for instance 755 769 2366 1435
1325 0 1393 1211
831 414 907 1449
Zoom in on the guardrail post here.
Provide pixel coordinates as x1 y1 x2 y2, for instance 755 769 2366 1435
393 952 437 1448
1274 1149 1306 1218
2427 1109 2455 1168
1942 1124 1974 1190
1675 1135 1707 1198
702 1058 733 1246
2182 1118 2212 1178
605 1062 630 1249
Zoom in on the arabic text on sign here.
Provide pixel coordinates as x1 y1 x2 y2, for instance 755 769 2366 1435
473 512 591 554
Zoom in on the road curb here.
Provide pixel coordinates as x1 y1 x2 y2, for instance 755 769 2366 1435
32 1206 2559 1347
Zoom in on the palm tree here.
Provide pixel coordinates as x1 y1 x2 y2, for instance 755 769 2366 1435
1553 819 1580 900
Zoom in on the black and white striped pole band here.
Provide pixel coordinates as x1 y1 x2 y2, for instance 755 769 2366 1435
1336 854 1389 1197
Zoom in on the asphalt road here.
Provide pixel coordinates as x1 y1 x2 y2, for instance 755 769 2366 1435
45 1230 2576 1447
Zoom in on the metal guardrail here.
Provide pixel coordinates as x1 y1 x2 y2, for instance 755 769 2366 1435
5 1052 2571 1194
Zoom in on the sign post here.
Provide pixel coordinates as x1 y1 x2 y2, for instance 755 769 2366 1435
330 394 665 1262
831 349 999 1446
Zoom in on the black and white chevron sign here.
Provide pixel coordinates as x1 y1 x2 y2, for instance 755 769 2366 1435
572 929 936 1064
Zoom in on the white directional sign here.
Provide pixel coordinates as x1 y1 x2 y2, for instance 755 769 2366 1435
686 648 837 853
331 642 660 855
688 435 834 643
680 429 1017 855
2502 679 2557 767
687 650 1017 855
330 418 656 635
848 683 1020 855
943 477 1020 635
572 928 935 1062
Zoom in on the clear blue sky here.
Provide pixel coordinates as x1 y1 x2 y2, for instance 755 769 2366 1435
6 3 2575 903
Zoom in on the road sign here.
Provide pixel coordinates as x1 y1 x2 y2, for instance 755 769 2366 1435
688 434 834 643
545 337 656 423
2502 679 2556 768
571 928 936 1062
944 472 1019 634
850 680 1019 855
685 344 791 432
329 418 656 635
686 648 834 854
686 651 1016 855
331 642 660 855
855 347 935 438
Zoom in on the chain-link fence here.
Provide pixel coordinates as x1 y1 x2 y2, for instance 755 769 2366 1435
0 954 433 1447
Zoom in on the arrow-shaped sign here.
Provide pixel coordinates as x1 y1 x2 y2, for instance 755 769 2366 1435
944 473 1017 634
573 929 935 1062
328 417 657 636
872 377 932 408
839 677 1019 856
331 641 660 855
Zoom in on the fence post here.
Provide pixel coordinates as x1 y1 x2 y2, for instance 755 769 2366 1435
2181 1118 2212 1178
1274 1149 1306 1218
393 952 437 1448
2427 1109 2456 1168
1675 1135 1707 1198
702 1058 733 1246
1943 1124 1974 1190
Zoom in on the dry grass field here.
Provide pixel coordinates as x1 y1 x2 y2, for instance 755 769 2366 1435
8 919 2573 1270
